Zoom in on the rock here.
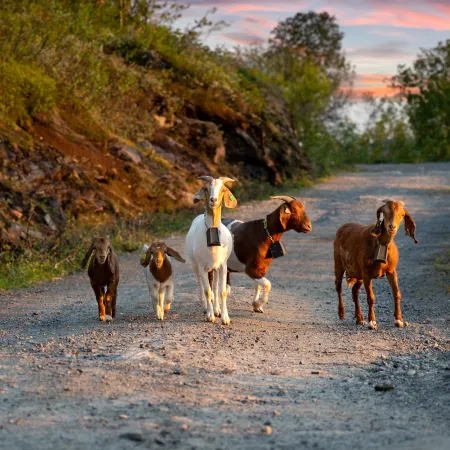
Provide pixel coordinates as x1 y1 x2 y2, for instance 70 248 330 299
262 425 272 435
273 410 280 417
118 147 142 164
374 384 394 392
222 368 234 375
120 433 144 442
407 369 416 376
311 371 320 375
180 423 189 431
119 414 129 419
10 209 23 220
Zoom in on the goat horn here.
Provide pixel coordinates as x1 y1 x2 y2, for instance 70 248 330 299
219 176 235 185
270 196 295 203
198 176 214 184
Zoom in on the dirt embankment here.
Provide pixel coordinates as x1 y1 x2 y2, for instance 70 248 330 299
1 163 449 449
0 87 309 251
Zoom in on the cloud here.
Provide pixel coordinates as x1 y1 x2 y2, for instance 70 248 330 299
344 5 450 30
225 4 296 14
223 31 266 45
243 15 277 29
346 40 413 60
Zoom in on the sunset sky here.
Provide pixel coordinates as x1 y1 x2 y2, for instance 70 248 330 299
174 0 450 96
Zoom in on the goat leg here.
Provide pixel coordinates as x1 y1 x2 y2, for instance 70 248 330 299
212 269 221 318
386 270 403 328
104 282 116 322
334 254 345 320
252 277 271 313
363 276 377 330
220 265 230 325
91 282 106 321
352 280 365 325
164 282 174 312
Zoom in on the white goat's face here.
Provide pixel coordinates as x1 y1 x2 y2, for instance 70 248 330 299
208 179 224 209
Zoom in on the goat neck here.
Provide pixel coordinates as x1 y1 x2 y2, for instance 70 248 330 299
265 207 287 241
205 203 222 228
150 257 172 283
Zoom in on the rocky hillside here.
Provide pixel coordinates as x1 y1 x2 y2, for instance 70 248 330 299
0 1 310 253
0 89 309 249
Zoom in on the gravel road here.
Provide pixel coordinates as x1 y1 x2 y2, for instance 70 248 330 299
1 163 450 450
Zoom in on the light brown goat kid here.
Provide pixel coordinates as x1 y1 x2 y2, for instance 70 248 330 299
334 199 418 330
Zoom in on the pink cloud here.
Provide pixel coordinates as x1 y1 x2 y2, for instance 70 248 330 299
345 6 450 30
243 14 277 29
226 4 294 14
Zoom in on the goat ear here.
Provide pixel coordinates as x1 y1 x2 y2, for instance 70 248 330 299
404 209 418 244
279 204 292 229
107 250 116 274
140 247 152 268
370 206 384 237
81 240 95 269
166 247 186 263
193 187 207 204
223 187 237 209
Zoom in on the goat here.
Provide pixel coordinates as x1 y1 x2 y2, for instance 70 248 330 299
334 199 418 330
140 241 185 320
185 176 237 324
81 237 120 322
219 196 312 313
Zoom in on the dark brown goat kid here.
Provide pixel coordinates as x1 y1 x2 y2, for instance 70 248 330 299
220 196 312 313
81 237 120 322
334 199 418 330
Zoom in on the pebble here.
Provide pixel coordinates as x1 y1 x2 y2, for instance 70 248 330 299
262 425 272 435
374 384 394 392
120 433 144 442
119 414 129 419
273 410 280 417
407 369 416 376
180 424 189 431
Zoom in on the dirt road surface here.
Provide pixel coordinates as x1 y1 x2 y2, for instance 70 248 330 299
1 163 450 450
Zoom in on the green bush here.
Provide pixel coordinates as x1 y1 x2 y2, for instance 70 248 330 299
0 60 56 123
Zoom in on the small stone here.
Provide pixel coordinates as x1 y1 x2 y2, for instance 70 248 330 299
262 425 272 435
407 369 416 376
374 384 394 392
273 410 280 417
120 433 144 442
222 368 233 375
119 414 129 419
180 423 189 431
271 370 282 376
311 371 320 375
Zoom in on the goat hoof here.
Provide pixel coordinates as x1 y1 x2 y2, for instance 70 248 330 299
394 319 404 328
214 310 222 318
356 318 366 326
253 307 264 313
99 315 106 321
222 316 230 325
164 304 171 312
105 315 113 322
206 313 215 323
368 321 377 330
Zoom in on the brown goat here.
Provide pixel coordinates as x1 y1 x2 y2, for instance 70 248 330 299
81 237 120 322
219 196 312 313
334 199 418 330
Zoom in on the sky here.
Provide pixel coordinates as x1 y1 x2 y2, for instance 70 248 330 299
173 0 450 97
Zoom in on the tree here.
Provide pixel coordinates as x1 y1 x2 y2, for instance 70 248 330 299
268 11 353 89
391 40 450 160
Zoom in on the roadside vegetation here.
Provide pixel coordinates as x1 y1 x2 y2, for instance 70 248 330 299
0 1 449 288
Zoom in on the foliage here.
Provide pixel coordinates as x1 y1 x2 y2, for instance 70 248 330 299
391 40 450 161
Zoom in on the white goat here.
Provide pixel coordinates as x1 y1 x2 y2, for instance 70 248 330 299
185 176 237 324
140 241 185 320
